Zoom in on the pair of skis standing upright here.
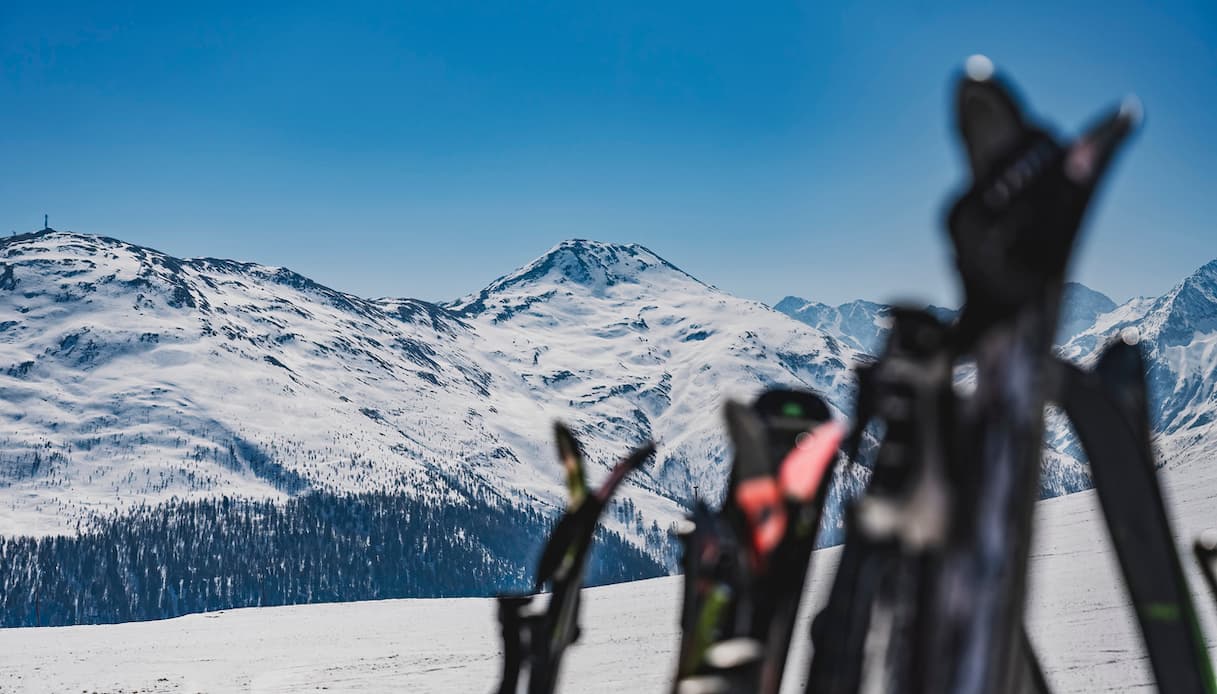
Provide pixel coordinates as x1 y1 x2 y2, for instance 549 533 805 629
496 60 1217 694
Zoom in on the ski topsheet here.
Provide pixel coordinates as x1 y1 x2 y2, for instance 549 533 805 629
496 424 654 694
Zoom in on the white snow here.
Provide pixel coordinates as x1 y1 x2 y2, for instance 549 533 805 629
0 233 862 556
4 232 1216 569
1 232 1215 691
2 454 1213 693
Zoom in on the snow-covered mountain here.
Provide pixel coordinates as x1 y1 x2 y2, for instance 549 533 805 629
2 229 1214 589
1059 259 1217 467
441 240 862 511
0 230 504 535
1055 282 1119 347
770 298 903 355
774 282 1112 354
0 232 862 562
776 272 1217 498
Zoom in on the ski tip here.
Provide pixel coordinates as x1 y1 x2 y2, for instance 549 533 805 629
623 441 657 470
553 420 588 505
672 518 697 537
953 66 1030 182
1198 528 1217 552
1066 96 1142 186
1120 94 1144 127
553 421 581 459
723 400 771 481
752 389 833 434
964 53 995 82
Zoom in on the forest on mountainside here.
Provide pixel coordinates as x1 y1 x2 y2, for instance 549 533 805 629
0 491 668 627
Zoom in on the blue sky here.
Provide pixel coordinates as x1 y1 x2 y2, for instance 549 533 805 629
2 1 1214 306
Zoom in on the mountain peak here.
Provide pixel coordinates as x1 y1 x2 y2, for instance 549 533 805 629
1056 282 1117 344
1147 257 1217 347
501 239 697 290
1185 258 1217 286
446 239 704 317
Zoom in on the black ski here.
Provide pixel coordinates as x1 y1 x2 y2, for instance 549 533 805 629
743 390 843 694
672 388 841 694
1059 344 1217 693
809 58 1137 694
807 308 962 694
920 61 1137 694
495 423 655 694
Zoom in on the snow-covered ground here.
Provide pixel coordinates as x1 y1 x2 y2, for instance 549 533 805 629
2 453 1214 693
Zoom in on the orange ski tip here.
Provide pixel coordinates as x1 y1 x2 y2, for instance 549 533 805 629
779 420 844 502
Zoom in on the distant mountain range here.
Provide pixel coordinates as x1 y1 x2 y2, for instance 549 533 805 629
773 281 1117 354
775 265 1217 495
2 230 1215 584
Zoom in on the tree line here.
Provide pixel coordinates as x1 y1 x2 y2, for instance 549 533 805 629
0 491 667 627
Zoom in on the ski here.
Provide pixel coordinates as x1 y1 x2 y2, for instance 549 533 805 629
495 423 655 694
809 58 1138 694
1058 345 1217 693
807 307 962 694
672 388 841 694
917 60 1137 694
741 390 843 694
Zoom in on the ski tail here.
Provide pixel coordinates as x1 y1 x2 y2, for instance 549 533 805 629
948 64 1138 344
535 438 655 692
497 426 655 694
1060 343 1217 694
534 435 654 588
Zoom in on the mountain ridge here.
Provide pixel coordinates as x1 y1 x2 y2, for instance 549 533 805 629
2 229 1215 571
0 230 861 556
774 281 1116 353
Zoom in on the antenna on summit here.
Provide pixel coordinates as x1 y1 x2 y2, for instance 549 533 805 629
43 214 49 231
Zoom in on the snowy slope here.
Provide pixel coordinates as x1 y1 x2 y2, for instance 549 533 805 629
0 232 862 558
0 231 517 535
1 445 1212 693
1059 259 1217 471
444 240 861 513
771 297 901 355
2 230 1214 568
777 275 1217 498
